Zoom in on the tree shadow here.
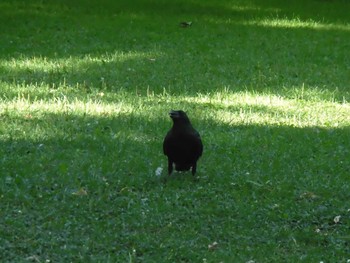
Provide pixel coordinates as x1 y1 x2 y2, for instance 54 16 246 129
1 105 349 260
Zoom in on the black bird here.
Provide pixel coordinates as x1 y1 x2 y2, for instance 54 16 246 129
163 110 203 176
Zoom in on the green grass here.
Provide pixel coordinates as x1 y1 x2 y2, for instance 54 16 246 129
1 0 350 262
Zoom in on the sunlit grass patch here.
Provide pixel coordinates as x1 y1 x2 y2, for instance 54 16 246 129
1 88 349 135
0 50 162 86
180 89 350 127
0 51 162 71
245 17 350 31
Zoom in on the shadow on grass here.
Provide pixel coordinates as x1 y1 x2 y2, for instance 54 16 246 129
0 108 349 261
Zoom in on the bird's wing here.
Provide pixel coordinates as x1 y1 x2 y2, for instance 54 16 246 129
163 132 172 155
194 131 203 157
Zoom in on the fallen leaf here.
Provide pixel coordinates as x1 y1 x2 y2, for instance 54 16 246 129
334 215 341 224
155 167 163 177
25 255 40 262
179 21 192 28
208 241 218 250
72 188 88 196
298 191 319 200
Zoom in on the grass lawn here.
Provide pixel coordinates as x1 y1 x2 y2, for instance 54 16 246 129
0 0 350 262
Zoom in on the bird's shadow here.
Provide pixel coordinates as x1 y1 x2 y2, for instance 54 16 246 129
160 172 200 184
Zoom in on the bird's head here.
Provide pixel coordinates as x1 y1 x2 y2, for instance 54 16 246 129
169 110 187 118
169 110 191 125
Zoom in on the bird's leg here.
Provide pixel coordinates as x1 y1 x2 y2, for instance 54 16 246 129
191 163 197 176
168 159 173 175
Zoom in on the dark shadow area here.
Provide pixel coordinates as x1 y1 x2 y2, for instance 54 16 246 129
0 107 349 260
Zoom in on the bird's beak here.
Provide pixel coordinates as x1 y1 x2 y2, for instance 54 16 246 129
169 110 178 118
